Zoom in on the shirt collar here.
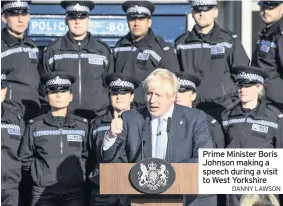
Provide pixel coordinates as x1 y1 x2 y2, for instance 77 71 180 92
151 104 174 121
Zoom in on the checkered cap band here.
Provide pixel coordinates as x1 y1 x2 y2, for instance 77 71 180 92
126 5 151 16
109 78 134 90
236 72 264 84
2 1 29 13
178 78 196 89
46 76 71 86
191 0 217 7
65 4 90 13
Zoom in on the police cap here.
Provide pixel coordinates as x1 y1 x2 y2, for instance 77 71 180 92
1 68 13 89
61 1 95 18
105 73 139 93
41 71 76 92
1 1 30 15
231 66 268 85
175 72 201 92
190 0 217 12
258 0 283 9
122 1 155 19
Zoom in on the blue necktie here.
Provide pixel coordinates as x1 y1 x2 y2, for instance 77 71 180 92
155 117 164 159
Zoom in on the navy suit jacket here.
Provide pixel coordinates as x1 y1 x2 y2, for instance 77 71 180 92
100 104 216 206
102 104 213 163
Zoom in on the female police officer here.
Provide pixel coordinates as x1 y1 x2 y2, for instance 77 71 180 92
221 66 283 206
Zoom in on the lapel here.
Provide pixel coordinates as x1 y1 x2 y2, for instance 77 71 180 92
165 104 183 162
137 107 152 159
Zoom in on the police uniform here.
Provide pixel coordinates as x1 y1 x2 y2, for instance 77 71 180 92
251 1 283 111
221 66 283 206
175 0 250 122
114 1 180 108
87 73 139 206
175 72 225 149
42 1 113 120
1 1 40 122
1 68 25 206
18 72 89 206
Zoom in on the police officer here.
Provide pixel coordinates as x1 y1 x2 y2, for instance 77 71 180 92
114 0 180 108
252 1 283 112
174 72 225 148
87 73 139 206
1 68 25 206
43 1 113 120
221 66 283 206
175 0 250 122
1 0 40 122
18 71 89 206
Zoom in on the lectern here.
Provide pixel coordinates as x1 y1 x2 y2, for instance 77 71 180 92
100 161 199 206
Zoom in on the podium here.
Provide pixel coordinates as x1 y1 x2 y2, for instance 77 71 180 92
100 163 199 206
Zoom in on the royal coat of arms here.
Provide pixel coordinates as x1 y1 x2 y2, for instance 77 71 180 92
137 162 169 191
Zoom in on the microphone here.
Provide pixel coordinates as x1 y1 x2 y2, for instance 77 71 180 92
141 117 149 160
166 117 172 163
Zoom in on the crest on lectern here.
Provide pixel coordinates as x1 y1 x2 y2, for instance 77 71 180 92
129 158 175 194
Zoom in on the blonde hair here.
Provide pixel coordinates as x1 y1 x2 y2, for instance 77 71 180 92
143 68 179 99
240 194 280 206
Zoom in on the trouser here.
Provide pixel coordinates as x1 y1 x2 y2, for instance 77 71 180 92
31 187 84 206
1 189 19 206
89 186 129 206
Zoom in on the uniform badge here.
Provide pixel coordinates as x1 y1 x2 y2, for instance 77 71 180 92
29 52 38 59
211 46 225 55
252 123 268 134
8 128 21 136
137 53 149 61
89 57 103 65
67 135 82 142
260 45 270 53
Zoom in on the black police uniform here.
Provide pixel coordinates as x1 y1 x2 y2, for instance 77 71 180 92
42 1 113 120
1 1 40 122
251 1 283 111
221 66 283 206
175 1 250 122
175 72 225 148
87 73 139 206
1 68 25 206
114 1 180 108
18 72 89 206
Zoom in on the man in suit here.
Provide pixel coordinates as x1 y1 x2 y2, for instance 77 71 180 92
101 68 216 206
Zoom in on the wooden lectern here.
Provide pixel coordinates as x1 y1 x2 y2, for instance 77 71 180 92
100 163 199 206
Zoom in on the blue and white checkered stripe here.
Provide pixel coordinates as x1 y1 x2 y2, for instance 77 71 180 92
126 5 151 16
1 1 29 13
93 126 110 135
236 72 264 84
33 130 85 137
1 47 39 59
176 42 233 50
48 53 108 65
66 4 90 13
178 78 196 89
114 47 137 53
222 118 278 129
1 124 21 135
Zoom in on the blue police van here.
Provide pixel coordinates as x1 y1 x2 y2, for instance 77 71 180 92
2 2 191 49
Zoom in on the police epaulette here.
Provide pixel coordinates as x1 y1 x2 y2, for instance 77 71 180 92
174 32 189 44
28 115 45 124
155 36 170 51
96 39 112 53
221 29 238 39
75 116 88 124
211 119 217 125
267 104 283 119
